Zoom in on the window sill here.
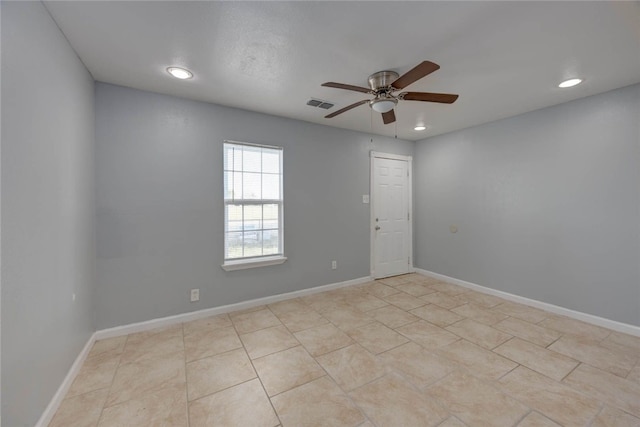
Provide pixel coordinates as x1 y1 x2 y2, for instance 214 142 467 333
221 256 287 272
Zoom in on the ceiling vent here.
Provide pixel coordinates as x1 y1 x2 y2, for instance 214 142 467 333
307 98 334 109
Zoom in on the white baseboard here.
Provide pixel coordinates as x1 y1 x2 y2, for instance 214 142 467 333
94 275 372 340
35 332 97 427
414 268 640 337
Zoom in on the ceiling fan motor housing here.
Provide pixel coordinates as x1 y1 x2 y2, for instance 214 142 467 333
368 70 400 91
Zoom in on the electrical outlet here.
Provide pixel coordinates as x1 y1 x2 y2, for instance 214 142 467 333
190 288 200 302
72 293 76 302
331 260 337 270
362 195 370 204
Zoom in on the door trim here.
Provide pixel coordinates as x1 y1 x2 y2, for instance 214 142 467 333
370 151 413 279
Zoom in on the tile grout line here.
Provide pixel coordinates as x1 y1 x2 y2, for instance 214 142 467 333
186 346 242 365
494 362 522 382
492 318 565 349
559 361 585 384
307 348 376 426
428 338 593 425
316 348 394 427
489 360 605 427
511 409 533 427
489 341 580 383
544 333 565 349
338 331 458 425
420 372 464 425
273 286 405 426
186 375 260 405
474 370 545 425
586 402 607 427
242 305 284 426
269 302 331 335
94 334 128 425
181 323 191 427
182 316 265 410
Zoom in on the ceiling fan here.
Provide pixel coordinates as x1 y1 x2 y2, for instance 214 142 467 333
322 60 458 124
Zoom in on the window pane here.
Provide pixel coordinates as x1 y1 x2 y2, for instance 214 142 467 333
227 221 243 232
243 205 262 230
226 205 243 232
243 231 263 257
234 147 242 171
263 219 278 230
227 204 243 221
225 172 242 201
262 150 280 174
224 172 242 200
224 171 232 199
243 147 262 173
262 174 280 200
243 205 262 220
263 230 279 255
224 146 234 171
242 172 261 199
226 232 243 258
224 145 243 171
263 204 279 220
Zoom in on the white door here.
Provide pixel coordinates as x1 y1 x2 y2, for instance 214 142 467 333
371 152 412 279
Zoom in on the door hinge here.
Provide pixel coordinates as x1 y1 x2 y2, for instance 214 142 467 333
407 212 410 220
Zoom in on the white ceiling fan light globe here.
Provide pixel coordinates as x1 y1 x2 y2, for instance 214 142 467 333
370 99 397 113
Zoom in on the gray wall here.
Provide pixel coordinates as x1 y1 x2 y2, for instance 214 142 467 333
415 84 640 326
95 83 413 329
1 2 96 426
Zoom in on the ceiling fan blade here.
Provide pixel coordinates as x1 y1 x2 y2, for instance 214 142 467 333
391 61 440 90
382 109 396 124
322 82 372 94
325 99 370 118
401 92 459 104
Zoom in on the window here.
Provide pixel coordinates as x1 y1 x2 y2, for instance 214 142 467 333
222 141 285 270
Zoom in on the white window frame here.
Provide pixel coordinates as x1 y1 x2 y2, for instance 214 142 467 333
221 140 287 271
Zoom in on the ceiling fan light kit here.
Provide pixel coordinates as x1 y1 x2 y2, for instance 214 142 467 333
370 98 397 113
321 60 458 125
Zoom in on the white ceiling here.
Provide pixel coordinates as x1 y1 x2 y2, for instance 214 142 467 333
45 1 640 141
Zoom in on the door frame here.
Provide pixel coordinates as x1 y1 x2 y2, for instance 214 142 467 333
370 151 413 279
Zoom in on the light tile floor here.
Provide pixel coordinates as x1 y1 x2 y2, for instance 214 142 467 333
49 273 640 427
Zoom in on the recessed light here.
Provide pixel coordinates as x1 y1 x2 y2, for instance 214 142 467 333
167 67 193 80
414 125 427 131
558 78 582 88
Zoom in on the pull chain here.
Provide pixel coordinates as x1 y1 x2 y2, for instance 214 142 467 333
395 116 398 139
370 107 374 145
